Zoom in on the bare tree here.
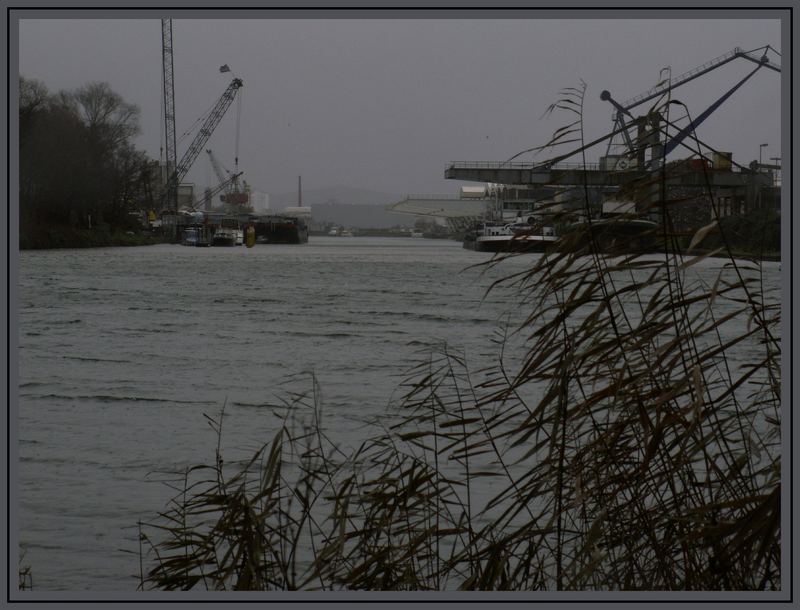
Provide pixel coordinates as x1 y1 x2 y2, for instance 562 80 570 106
73 81 141 149
19 77 152 241
18 77 50 126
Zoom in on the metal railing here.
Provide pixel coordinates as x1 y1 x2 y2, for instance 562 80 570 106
550 162 601 171
446 161 542 170
447 161 602 172
395 194 479 202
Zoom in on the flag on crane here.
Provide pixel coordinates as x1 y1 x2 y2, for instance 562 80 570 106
219 64 231 73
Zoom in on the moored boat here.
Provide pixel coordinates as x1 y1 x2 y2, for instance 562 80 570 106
463 220 557 252
182 226 212 246
212 226 238 247
182 227 199 246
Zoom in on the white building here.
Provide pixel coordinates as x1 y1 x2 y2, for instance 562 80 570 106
283 205 312 219
460 185 489 198
250 191 270 213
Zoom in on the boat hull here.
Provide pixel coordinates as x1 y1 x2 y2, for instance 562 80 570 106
565 218 661 253
182 226 212 247
211 227 239 247
253 215 309 244
463 234 557 253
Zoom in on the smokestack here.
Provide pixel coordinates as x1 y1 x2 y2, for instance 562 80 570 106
298 175 302 206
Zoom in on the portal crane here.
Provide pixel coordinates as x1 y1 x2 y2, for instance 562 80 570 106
600 45 780 168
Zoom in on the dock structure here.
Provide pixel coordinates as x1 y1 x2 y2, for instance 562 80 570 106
443 45 782 227
445 161 773 190
445 162 635 187
444 160 778 228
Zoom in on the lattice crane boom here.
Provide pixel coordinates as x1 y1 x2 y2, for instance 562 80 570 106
160 77 244 208
619 45 780 112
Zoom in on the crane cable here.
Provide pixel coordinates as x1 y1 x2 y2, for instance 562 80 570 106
176 98 218 146
234 88 243 173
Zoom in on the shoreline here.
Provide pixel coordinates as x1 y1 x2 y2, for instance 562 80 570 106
18 227 781 262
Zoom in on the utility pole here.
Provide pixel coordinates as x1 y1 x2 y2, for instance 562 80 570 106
759 143 768 167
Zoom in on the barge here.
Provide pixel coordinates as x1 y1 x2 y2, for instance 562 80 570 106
252 214 309 244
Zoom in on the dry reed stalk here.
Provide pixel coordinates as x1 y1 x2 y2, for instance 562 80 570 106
140 84 780 591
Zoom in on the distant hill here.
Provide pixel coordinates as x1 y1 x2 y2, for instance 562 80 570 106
306 203 415 229
268 185 413 228
270 185 401 207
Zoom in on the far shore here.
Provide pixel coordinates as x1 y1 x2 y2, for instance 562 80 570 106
19 228 781 264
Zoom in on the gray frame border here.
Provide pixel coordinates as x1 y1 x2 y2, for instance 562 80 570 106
4 3 794 607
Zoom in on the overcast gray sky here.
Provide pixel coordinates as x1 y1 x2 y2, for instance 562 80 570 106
18 15 782 198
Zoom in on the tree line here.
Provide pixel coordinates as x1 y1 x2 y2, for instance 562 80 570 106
19 76 157 238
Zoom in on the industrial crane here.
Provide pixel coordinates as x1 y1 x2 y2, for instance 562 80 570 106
206 149 231 186
206 149 249 208
600 45 780 169
206 149 239 204
194 171 244 211
159 77 244 209
161 19 177 209
159 19 244 209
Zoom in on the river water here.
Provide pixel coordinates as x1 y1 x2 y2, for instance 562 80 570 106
15 237 781 591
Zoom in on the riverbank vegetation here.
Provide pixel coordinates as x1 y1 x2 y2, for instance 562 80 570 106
137 83 781 592
19 77 156 249
19 225 167 250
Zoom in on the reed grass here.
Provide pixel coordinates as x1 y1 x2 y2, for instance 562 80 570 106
18 551 33 591
139 84 781 591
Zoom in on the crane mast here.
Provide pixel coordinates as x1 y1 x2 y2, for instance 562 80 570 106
161 18 178 210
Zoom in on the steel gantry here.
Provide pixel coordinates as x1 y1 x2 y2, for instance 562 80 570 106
600 45 781 168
